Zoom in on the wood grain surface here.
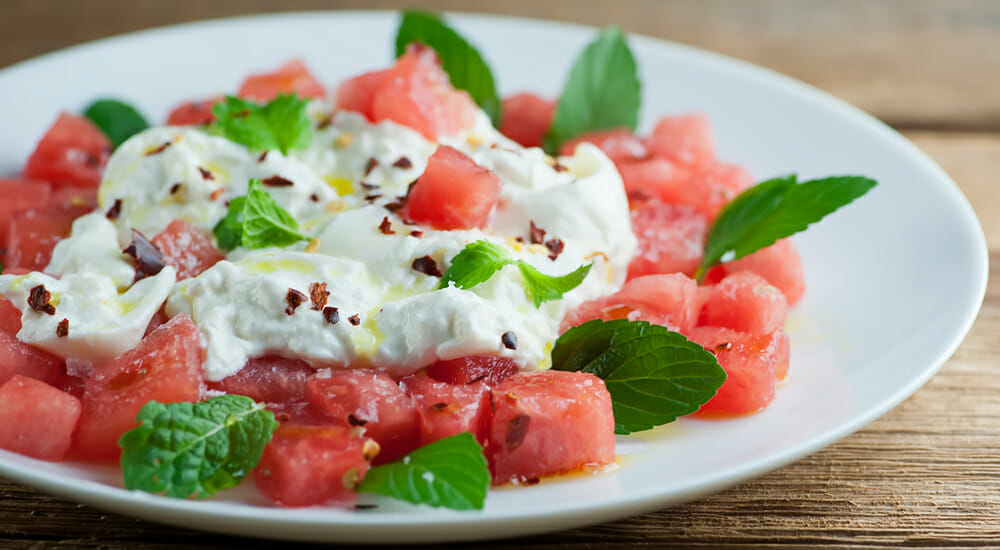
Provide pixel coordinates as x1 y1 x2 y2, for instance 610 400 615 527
1 1 997 548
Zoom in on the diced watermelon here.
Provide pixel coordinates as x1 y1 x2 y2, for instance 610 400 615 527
23 113 110 189
616 157 687 204
151 219 224 280
0 331 66 388
254 424 377 507
73 314 203 461
688 326 783 414
619 157 753 220
773 330 791 380
0 298 22 335
5 203 88 272
305 369 419 465
488 371 615 485
371 44 477 140
0 375 81 461
722 238 805 305
425 355 518 386
645 113 714 166
238 60 326 102
0 179 52 249
400 374 491 446
561 273 705 333
208 355 314 413
335 69 389 121
559 128 647 164
401 145 501 230
166 98 218 126
699 271 787 336
627 200 709 279
498 93 557 148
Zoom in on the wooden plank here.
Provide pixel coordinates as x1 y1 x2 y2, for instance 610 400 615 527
2 0 1000 130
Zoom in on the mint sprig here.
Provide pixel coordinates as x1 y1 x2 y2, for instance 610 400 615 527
438 240 592 307
84 98 150 149
395 10 501 125
213 179 308 251
552 319 726 434
696 174 877 280
544 27 641 154
210 94 313 154
358 432 490 510
118 395 278 499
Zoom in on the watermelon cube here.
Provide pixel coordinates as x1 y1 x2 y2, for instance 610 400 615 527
722 238 806 305
400 374 491 446
152 219 224 280
699 271 788 336
0 375 81 461
687 326 784 414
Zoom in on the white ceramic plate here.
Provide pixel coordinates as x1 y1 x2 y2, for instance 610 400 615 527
0 11 988 544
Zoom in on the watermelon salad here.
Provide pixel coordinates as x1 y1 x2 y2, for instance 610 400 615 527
0 11 875 510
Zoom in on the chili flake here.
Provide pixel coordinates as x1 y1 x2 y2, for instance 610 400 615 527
347 414 368 427
123 229 166 281
364 193 382 203
27 285 55 315
169 182 183 195
209 188 225 201
529 220 546 245
309 282 329 311
501 331 518 350
544 238 565 260
261 175 294 187
359 181 379 190
378 217 394 235
285 288 307 315
392 156 413 169
105 198 123 221
364 157 379 176
257 151 269 163
144 141 171 156
411 255 442 278
410 230 423 238
348 314 361 326
309 193 320 202
323 306 340 324
56 318 69 338
198 166 214 181
505 414 531 453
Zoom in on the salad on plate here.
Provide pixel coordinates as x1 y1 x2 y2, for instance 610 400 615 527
0 11 874 510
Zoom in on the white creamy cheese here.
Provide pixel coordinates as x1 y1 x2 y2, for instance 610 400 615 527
0 98 636 381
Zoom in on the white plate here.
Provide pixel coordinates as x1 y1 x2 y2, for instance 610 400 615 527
0 11 988 544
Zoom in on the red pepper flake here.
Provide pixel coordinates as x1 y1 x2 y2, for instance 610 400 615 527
364 157 379 176
553 162 568 173
714 342 733 353
410 230 423 238
411 255 442 278
123 229 166 281
428 402 450 411
105 198 123 220
323 306 340 324
383 196 406 213
309 193 320 202
258 151 269 163
27 285 55 315
209 188 225 201
515 236 525 244
309 282 329 311
198 166 214 181
145 141 171 156
378 217 395 235
529 220 546 245
502 331 518 350
544 238 565 261
169 182 183 195
364 193 382 203
56 318 69 338
262 175 294 187
392 156 413 169
347 414 368 427
285 288 307 315
316 115 332 130
348 314 361 326
505 414 531 453
359 181 379 191
521 477 541 486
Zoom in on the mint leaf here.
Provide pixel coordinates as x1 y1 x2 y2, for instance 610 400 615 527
210 94 312 154
438 240 513 290
517 261 593 307
395 10 501 125
438 240 591 306
696 174 877 280
358 433 489 510
84 98 149 149
119 395 277 499
212 179 308 251
544 27 640 154
552 319 726 434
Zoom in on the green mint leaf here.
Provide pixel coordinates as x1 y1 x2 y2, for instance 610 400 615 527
438 240 513 290
84 98 150 149
118 395 278 499
543 27 641 154
517 261 593 307
212 180 308 251
552 319 726 434
697 174 877 280
395 10 501 125
210 94 313 154
358 432 489 510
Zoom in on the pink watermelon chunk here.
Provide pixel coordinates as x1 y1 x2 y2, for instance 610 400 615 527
499 93 556 148
699 271 788 336
238 59 326 102
0 375 81 461
0 331 66 388
400 374 491 446
561 273 705 334
401 145 501 230
152 219 224 280
722 238 806 305
687 326 784 415
559 128 647 163
645 113 714 166
628 200 710 279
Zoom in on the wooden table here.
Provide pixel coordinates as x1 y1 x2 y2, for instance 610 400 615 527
2 1 997 547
